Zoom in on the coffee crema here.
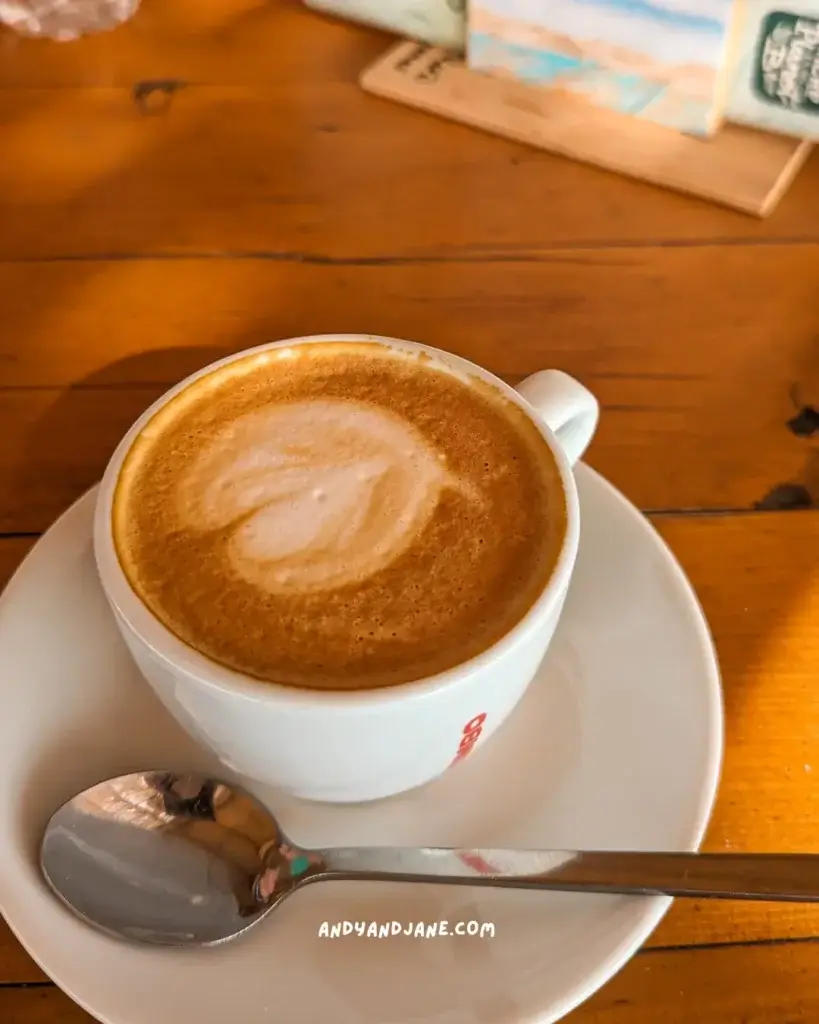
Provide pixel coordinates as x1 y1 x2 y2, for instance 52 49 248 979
113 342 567 691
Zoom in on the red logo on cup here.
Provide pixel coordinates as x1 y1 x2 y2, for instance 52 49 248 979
450 713 487 766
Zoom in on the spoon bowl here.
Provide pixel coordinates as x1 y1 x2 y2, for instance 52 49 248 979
41 772 286 945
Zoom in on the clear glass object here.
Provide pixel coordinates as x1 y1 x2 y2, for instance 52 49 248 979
0 0 139 40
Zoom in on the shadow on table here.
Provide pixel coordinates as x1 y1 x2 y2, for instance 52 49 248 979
12 347 227 533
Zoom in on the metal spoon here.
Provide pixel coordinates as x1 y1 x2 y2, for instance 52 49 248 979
40 771 819 947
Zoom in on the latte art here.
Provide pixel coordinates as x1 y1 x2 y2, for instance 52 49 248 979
113 341 566 690
177 399 472 594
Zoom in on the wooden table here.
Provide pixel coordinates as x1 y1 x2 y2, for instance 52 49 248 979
2 1 819 1020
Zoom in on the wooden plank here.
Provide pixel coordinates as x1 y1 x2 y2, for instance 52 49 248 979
0 988 89 1024
3 941 819 1022
360 43 812 218
0 0 385 89
2 510 819 981
0 81 818 260
0 919 45 984
0 388 166 534
1 252 818 527
647 511 819 948
578 941 819 1021
6 249 816 393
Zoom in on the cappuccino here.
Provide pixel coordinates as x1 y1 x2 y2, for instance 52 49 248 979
113 342 566 691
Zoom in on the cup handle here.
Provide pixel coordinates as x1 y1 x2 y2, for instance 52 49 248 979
514 370 599 468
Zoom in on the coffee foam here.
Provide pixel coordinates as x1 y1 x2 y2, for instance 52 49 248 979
113 342 566 691
177 398 476 594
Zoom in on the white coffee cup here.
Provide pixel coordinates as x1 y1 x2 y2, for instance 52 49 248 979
94 335 598 803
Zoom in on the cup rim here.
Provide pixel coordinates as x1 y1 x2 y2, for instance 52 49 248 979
93 334 582 709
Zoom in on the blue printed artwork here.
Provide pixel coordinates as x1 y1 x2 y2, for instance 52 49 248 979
468 0 742 135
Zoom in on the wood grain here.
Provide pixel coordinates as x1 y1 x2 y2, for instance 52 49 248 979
1 14 819 260
4 941 819 1022
1 252 817 528
0 919 43 984
578 941 819 1021
3 510 819 980
648 512 819 949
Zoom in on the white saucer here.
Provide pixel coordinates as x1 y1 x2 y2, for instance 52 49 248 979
0 466 722 1024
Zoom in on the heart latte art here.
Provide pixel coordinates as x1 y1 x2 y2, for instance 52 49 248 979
113 342 565 690
177 399 474 594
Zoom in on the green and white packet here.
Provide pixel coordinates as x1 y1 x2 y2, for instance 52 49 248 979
727 2 819 139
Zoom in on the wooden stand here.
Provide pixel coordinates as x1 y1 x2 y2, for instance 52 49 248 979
361 42 813 217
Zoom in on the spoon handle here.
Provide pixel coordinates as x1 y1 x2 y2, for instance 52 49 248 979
316 849 819 902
